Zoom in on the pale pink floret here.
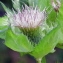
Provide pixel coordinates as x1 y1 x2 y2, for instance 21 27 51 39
12 5 46 29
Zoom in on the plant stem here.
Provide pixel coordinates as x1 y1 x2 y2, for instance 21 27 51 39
37 58 42 63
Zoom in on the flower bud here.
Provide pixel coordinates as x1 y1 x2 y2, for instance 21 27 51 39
51 0 61 12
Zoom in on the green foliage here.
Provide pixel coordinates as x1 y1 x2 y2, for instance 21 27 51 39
12 0 20 10
5 28 33 52
12 0 29 10
55 0 63 49
0 2 12 14
41 57 46 63
1 0 63 63
28 0 38 6
0 17 8 39
0 27 7 39
57 0 63 31
37 0 48 10
0 16 8 26
47 9 57 26
57 43 63 49
31 26 60 59
28 0 49 10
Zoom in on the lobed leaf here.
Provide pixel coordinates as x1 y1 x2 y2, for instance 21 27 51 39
5 28 33 52
31 26 60 59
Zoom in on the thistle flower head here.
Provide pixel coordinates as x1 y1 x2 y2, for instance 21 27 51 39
6 5 46 43
11 5 46 29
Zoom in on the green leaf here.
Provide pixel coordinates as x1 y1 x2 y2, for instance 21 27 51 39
0 2 13 19
57 43 63 49
12 0 20 10
0 16 8 39
55 1 63 48
19 0 29 6
57 29 63 44
0 27 7 39
5 28 33 52
56 29 63 49
47 9 57 26
0 32 5 39
0 2 11 13
28 0 38 6
31 26 60 59
28 0 50 10
55 28 63 49
0 16 8 26
12 0 29 10
54 1 63 49
56 0 63 30
37 0 49 10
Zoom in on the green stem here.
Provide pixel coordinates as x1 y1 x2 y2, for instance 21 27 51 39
37 58 42 63
37 57 46 63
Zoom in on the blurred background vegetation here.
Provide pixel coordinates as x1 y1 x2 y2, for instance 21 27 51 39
0 0 63 63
